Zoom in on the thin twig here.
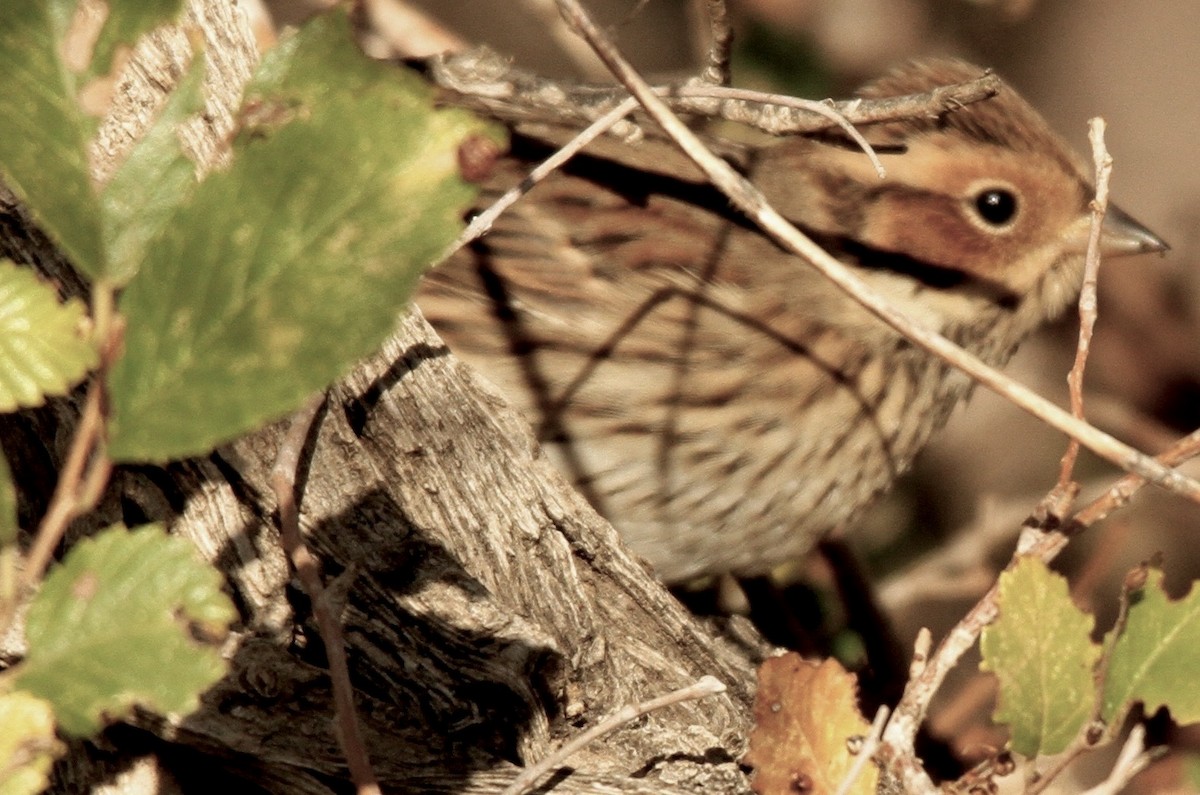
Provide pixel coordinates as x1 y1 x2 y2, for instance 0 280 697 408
269 395 381 795
881 420 1199 617
834 705 890 795
21 283 121 593
960 128 1122 788
1058 118 1113 490
675 84 886 176
431 49 1002 138
910 628 932 679
1073 426 1200 527
21 380 107 588
501 676 727 795
550 0 1200 505
699 0 734 86
440 94 640 260
1079 725 1158 795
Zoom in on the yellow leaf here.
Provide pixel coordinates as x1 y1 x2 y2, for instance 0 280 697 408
744 654 877 795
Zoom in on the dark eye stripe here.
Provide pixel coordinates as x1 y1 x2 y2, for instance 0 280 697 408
831 235 1021 309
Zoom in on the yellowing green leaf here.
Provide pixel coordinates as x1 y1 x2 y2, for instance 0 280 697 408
0 0 103 277
108 10 490 461
980 557 1100 757
0 261 97 412
0 691 61 795
14 525 235 736
0 1 190 281
1102 569 1200 726
102 51 204 284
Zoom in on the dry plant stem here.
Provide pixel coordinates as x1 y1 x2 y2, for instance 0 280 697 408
1079 725 1156 795
21 283 121 594
833 705 889 795
1074 426 1200 527
674 84 886 176
1057 118 1113 490
432 50 1001 140
18 380 106 593
551 0 1200 505
666 79 995 147
687 78 1000 137
910 628 932 678
442 94 639 259
269 394 380 795
500 676 727 795
699 0 733 86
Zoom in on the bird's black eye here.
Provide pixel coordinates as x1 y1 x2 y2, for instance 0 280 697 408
974 188 1018 226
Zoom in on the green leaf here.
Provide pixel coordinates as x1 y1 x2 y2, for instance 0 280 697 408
0 448 14 546
0 691 61 795
102 52 204 284
0 0 104 278
0 260 97 412
13 524 235 737
89 0 185 78
1101 569 1200 726
108 10 490 461
980 557 1100 757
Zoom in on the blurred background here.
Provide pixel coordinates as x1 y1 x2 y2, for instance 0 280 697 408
254 1 1200 788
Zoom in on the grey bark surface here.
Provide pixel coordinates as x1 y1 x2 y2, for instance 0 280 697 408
0 1 765 793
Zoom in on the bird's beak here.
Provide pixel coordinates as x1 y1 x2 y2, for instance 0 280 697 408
1099 204 1170 258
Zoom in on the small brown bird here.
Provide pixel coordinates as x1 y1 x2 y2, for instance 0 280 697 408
420 59 1166 582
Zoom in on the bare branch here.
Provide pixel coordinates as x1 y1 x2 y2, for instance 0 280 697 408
270 395 381 795
699 0 734 86
1058 117 1113 490
834 705 890 795
1079 725 1158 795
429 47 1002 138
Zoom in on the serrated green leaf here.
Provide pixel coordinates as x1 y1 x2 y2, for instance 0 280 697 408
88 0 185 78
0 0 104 278
102 52 204 284
980 557 1100 757
0 448 14 546
1101 569 1200 726
0 261 97 412
107 10 489 461
0 691 61 795
14 524 235 737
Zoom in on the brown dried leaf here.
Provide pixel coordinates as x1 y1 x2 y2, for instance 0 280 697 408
744 654 877 795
